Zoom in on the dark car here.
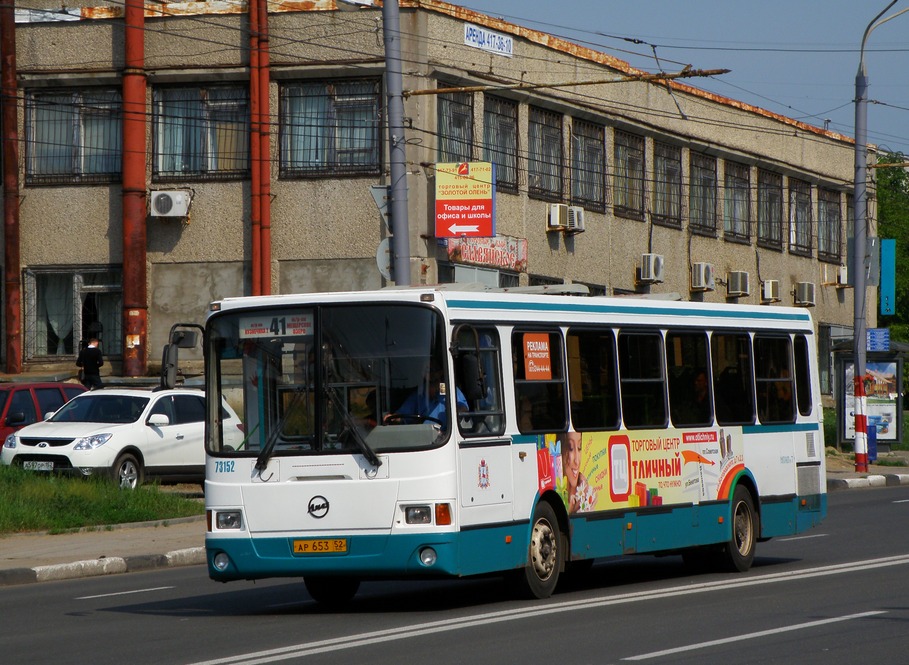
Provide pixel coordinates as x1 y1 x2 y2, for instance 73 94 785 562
0 382 86 441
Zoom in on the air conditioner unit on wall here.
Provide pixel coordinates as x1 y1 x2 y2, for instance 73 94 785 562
727 271 750 297
690 262 715 291
566 206 586 234
761 279 781 303
150 190 191 217
640 253 665 283
795 281 816 307
547 203 568 232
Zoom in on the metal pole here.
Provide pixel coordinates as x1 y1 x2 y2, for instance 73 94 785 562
853 1 904 472
383 0 411 286
853 56 869 472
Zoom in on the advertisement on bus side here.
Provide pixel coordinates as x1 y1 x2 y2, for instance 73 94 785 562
537 429 745 514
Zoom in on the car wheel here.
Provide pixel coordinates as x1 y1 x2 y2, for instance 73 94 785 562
113 452 143 490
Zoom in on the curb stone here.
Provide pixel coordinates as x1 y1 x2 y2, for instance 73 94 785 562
0 546 206 587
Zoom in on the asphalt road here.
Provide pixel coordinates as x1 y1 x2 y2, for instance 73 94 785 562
2 486 908 664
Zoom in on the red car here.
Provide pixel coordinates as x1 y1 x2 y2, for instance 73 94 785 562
0 382 86 442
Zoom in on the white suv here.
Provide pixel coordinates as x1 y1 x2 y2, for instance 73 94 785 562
0 388 243 489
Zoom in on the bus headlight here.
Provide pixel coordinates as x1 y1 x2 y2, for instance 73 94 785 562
213 552 231 571
404 505 432 524
216 511 243 530
419 548 437 567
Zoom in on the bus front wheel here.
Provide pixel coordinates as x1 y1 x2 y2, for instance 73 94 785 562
722 486 756 572
304 576 360 607
512 501 563 599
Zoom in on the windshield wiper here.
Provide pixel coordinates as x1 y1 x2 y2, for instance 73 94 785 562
324 384 382 468
254 385 306 474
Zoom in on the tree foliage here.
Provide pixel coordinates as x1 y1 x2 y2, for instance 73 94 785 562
875 151 909 341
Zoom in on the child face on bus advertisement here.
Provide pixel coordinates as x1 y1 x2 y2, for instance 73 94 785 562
562 431 585 513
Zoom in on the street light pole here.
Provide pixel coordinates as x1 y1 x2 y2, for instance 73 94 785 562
382 0 411 286
853 1 906 472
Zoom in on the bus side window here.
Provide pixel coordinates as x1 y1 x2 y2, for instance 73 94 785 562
567 329 620 430
454 326 505 436
754 335 795 424
618 331 667 428
667 331 712 428
711 332 755 425
512 330 567 433
794 335 812 417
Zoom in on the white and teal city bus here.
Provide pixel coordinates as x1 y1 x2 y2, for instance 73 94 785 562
203 286 826 604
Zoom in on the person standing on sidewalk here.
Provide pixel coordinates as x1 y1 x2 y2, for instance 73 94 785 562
76 338 104 390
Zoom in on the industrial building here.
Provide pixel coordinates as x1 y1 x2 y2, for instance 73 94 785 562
3 1 870 395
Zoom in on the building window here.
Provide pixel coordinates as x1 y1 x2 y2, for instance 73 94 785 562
789 178 812 255
613 130 644 220
24 268 122 360
570 119 605 212
689 152 717 234
757 169 783 249
438 88 473 163
724 161 750 241
818 188 842 261
154 85 249 181
528 106 563 200
280 79 380 177
483 95 518 192
653 141 682 227
25 89 122 185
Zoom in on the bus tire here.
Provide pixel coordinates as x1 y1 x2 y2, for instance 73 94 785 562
304 576 360 607
513 501 563 599
722 486 756 572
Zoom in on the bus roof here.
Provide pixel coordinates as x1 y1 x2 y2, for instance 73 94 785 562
209 285 815 332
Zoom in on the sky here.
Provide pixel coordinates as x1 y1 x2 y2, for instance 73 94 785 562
460 1 909 155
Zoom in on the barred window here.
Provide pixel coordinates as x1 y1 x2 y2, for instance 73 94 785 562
613 130 644 220
757 169 783 249
724 161 750 241
26 89 122 185
281 79 380 177
653 141 682 227
818 188 842 261
689 152 717 233
789 178 812 255
154 85 249 180
528 106 563 200
483 95 518 192
570 119 605 212
438 88 473 163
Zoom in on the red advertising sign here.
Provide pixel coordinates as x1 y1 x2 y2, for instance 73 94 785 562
435 162 496 238
523 332 552 380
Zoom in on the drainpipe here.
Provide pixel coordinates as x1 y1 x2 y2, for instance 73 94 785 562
1 5 20 373
258 0 271 295
249 0 261 295
122 0 148 376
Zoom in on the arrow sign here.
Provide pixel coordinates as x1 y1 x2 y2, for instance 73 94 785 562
448 224 479 234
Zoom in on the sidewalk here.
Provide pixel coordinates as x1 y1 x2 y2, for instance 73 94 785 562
1 454 908 588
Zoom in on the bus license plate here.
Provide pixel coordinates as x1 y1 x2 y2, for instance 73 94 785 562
293 538 347 554
23 461 53 471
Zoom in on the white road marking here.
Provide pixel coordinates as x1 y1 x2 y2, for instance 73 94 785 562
76 586 175 600
186 554 909 665
623 611 886 660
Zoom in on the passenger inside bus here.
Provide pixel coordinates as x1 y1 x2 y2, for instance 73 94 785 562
387 366 468 426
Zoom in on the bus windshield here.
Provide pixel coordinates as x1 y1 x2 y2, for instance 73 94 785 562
207 303 449 457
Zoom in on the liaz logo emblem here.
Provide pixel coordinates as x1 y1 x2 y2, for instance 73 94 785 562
307 495 329 519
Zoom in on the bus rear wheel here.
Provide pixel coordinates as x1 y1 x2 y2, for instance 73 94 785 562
304 576 360 607
722 486 756 572
512 501 563 599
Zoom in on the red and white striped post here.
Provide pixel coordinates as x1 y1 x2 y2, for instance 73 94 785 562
854 374 869 473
